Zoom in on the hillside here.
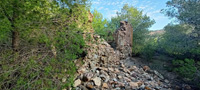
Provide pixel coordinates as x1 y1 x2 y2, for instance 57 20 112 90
149 30 165 35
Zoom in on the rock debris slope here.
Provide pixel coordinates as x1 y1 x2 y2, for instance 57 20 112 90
73 34 172 90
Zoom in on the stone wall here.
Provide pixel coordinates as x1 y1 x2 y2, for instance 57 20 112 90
114 21 133 59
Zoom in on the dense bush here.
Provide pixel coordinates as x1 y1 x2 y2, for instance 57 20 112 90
142 35 158 60
172 59 197 79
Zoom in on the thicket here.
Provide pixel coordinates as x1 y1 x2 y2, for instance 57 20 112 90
0 0 90 89
141 0 200 87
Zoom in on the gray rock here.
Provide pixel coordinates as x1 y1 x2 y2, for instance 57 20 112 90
113 78 118 82
154 70 164 80
82 73 93 82
164 79 169 83
93 54 98 59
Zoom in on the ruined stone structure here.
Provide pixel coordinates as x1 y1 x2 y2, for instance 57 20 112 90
73 26 172 90
73 20 172 90
114 21 133 59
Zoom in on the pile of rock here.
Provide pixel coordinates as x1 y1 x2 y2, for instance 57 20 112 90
73 35 172 90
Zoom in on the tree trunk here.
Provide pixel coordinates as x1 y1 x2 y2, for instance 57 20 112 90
12 30 19 52
12 1 19 52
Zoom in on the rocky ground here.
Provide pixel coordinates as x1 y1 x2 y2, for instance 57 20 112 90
72 35 174 90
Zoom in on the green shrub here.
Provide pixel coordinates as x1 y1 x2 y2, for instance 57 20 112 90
142 44 156 60
0 52 77 90
172 58 197 79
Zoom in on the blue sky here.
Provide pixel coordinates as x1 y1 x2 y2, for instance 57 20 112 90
91 0 172 30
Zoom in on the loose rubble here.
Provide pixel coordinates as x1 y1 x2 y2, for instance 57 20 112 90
73 34 172 90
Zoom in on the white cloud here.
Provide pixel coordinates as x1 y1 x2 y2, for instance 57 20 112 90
104 8 109 10
98 7 104 10
146 10 160 17
92 1 101 5
104 10 119 20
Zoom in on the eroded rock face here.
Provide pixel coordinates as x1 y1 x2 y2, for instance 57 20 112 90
114 21 133 59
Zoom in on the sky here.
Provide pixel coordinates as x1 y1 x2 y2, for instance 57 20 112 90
91 0 172 30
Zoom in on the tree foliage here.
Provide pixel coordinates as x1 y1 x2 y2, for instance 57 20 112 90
161 0 200 60
160 24 194 57
0 0 90 89
162 0 200 28
92 9 109 38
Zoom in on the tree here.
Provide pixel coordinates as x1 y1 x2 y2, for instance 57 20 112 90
162 0 200 45
108 4 155 55
0 0 89 54
0 0 91 89
162 0 200 59
162 0 200 28
0 0 56 52
160 24 194 57
92 9 109 38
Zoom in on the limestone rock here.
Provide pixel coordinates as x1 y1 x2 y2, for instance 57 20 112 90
62 77 66 83
92 77 102 87
74 79 81 87
129 82 138 89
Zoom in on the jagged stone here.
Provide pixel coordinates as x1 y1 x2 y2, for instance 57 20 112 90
92 77 101 87
164 79 169 83
145 86 151 90
117 75 122 78
82 73 93 82
102 83 109 88
153 70 164 80
78 68 87 74
124 77 131 82
108 68 114 72
74 79 81 87
143 65 150 71
62 77 66 83
129 82 138 89
98 67 108 71
86 84 94 89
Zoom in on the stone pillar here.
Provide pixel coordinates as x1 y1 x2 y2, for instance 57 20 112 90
114 21 133 59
